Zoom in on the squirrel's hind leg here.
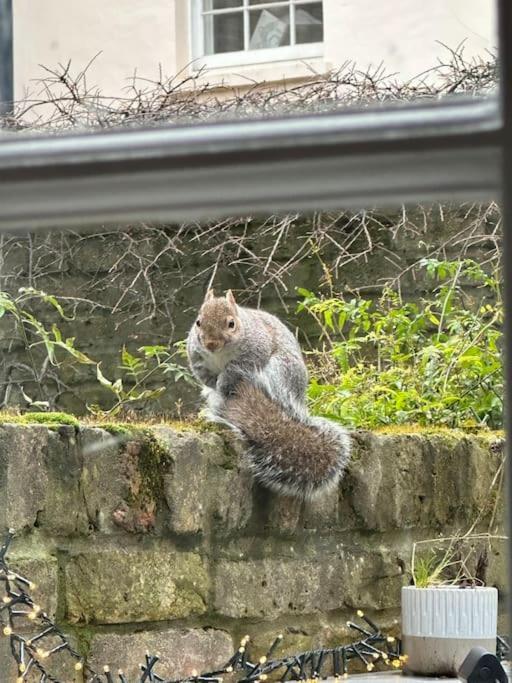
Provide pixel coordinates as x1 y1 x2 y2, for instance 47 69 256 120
256 355 308 408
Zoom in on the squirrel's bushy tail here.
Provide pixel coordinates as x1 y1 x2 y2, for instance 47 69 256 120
207 374 351 500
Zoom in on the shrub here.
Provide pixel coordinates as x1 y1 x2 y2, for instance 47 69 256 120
299 259 503 429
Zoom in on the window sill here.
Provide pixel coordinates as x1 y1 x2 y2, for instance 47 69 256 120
191 43 324 72
190 53 328 91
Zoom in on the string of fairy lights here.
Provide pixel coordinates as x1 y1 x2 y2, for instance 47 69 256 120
0 530 508 682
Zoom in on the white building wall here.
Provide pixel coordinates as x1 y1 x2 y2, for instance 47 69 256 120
323 0 496 79
13 0 180 100
13 0 497 99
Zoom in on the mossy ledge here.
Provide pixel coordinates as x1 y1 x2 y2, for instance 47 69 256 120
0 409 504 440
0 410 80 427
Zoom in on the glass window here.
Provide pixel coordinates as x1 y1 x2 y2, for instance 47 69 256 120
201 0 323 56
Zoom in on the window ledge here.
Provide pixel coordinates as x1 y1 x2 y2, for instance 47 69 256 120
191 43 324 72
190 55 328 91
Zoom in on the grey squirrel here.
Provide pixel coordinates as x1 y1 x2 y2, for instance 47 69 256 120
187 289 351 499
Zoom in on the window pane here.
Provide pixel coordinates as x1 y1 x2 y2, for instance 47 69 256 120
295 3 323 44
204 12 244 54
249 7 291 49
249 0 289 4
204 0 243 9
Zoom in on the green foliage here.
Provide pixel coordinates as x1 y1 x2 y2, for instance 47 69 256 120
0 288 195 416
88 344 195 417
0 288 94 410
0 288 90 372
299 259 503 429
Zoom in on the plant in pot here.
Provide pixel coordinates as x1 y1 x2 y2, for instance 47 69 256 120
401 533 504 676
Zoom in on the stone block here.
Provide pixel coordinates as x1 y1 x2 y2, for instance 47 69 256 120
339 431 504 533
41 427 90 536
6 554 59 622
89 628 234 681
302 488 339 531
0 424 50 532
0 553 61 678
156 426 254 536
486 538 508 593
431 434 504 527
266 494 303 534
242 611 401 664
157 430 212 535
213 547 403 619
342 431 435 532
65 548 209 624
82 427 177 535
239 623 323 660
0 424 89 536
211 467 254 533
0 627 83 681
80 427 130 534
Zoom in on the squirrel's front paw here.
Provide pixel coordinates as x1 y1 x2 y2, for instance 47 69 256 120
203 373 218 389
217 372 243 398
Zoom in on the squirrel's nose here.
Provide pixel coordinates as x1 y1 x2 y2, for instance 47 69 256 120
205 341 220 352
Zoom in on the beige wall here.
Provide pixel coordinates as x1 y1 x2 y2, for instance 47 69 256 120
13 0 497 99
324 0 496 78
13 0 180 99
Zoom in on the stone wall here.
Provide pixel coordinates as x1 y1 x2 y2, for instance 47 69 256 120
0 420 506 681
0 209 500 415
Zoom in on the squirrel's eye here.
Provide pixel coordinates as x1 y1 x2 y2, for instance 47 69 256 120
196 319 201 327
228 319 235 329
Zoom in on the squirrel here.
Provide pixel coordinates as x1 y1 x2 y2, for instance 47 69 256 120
187 289 351 499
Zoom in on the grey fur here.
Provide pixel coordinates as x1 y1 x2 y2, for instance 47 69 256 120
188 302 308 400
187 294 351 499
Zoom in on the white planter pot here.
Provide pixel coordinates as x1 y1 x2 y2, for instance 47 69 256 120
401 585 498 676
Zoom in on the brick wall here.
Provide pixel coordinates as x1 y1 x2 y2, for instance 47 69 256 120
0 421 505 680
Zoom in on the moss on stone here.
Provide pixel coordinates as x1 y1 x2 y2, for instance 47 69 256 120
102 425 173 516
372 423 503 439
96 422 134 438
134 430 172 504
64 623 96 659
0 410 79 427
189 420 240 469
80 413 206 432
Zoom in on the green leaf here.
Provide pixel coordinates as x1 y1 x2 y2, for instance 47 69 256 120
112 378 124 393
18 287 74 321
96 364 113 389
139 344 168 358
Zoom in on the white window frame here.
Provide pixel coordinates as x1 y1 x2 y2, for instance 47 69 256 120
190 0 324 71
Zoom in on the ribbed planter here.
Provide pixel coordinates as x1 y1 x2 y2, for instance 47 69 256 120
401 585 498 676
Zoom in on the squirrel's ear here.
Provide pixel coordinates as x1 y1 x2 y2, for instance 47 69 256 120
226 289 236 307
204 288 215 302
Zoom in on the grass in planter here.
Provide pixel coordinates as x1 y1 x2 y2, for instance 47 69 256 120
299 258 503 430
412 540 463 588
410 532 507 588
